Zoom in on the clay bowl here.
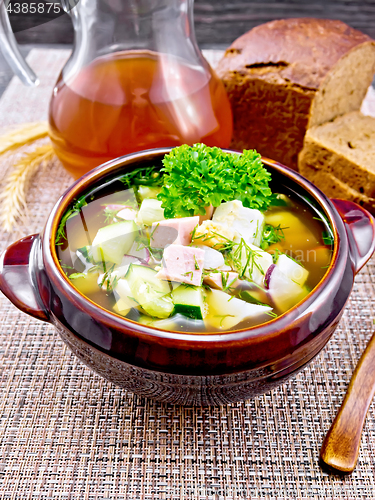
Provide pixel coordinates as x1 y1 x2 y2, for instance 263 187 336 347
1 148 374 406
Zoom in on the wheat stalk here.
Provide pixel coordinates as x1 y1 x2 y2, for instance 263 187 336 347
0 121 49 156
0 143 55 232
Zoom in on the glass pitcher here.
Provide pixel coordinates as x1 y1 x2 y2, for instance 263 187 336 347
0 0 233 179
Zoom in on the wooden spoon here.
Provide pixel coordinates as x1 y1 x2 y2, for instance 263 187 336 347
320 331 375 474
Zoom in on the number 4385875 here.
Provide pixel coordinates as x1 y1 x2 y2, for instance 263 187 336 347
6 2 61 13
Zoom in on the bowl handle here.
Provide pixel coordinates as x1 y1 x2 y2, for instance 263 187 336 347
331 199 375 274
0 234 49 322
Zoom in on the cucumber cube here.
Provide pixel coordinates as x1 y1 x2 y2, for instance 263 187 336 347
172 285 205 320
130 276 174 318
91 221 137 264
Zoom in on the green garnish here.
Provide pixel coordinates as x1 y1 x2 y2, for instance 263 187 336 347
182 271 194 280
194 255 200 270
260 224 286 250
69 272 87 280
239 290 268 307
285 253 304 266
99 263 116 290
228 238 263 279
104 207 120 225
271 248 282 264
322 230 334 246
120 165 163 189
157 144 275 219
55 195 88 246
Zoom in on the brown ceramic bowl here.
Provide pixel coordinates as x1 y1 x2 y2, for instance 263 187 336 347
1 148 374 405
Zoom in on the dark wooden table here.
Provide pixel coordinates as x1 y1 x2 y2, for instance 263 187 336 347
2 0 375 97
10 0 375 45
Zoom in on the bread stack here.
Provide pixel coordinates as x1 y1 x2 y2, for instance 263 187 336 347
216 18 375 210
298 111 375 212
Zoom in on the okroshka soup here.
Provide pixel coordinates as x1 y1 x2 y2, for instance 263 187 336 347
55 144 333 333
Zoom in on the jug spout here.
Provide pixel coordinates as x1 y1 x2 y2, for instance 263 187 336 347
0 0 39 86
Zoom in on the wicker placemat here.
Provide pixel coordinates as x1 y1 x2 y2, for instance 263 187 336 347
1 48 375 499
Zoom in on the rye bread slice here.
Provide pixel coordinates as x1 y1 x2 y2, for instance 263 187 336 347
299 111 375 198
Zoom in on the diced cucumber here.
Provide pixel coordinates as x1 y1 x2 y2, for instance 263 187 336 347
137 185 161 201
91 220 137 264
205 289 272 330
239 288 270 307
125 264 171 295
113 278 139 316
172 285 206 320
130 276 174 318
137 199 165 226
125 264 173 318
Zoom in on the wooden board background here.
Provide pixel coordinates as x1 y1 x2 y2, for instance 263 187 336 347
12 0 375 46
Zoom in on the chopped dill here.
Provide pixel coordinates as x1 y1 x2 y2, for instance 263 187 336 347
285 253 304 266
266 311 278 318
120 165 164 189
104 207 120 225
182 271 194 280
229 238 263 279
271 248 282 264
260 223 286 250
322 230 334 246
68 272 86 279
150 222 160 240
194 255 200 270
239 290 268 307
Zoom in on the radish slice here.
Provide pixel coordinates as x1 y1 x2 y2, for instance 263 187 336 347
121 255 143 266
127 241 151 263
103 204 130 211
264 264 309 313
205 289 272 330
192 244 224 269
116 207 138 221
275 254 309 286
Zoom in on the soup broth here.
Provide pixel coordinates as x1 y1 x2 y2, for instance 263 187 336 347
55 152 333 333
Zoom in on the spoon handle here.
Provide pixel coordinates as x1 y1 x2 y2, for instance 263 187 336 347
320 331 375 474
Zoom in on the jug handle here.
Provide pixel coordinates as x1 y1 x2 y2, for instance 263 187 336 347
0 0 39 86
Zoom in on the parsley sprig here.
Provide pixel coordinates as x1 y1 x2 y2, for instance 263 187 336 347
157 144 275 219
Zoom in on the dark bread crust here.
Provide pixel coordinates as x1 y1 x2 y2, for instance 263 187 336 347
299 111 375 198
299 163 375 214
299 135 375 198
217 18 375 170
218 18 372 90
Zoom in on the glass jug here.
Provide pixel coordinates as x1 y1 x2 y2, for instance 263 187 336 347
0 0 233 179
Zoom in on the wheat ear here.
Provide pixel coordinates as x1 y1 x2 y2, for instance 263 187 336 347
0 143 55 232
0 121 49 156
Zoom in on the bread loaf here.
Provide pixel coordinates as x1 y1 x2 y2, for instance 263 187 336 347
298 111 375 202
298 162 375 214
216 18 375 170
